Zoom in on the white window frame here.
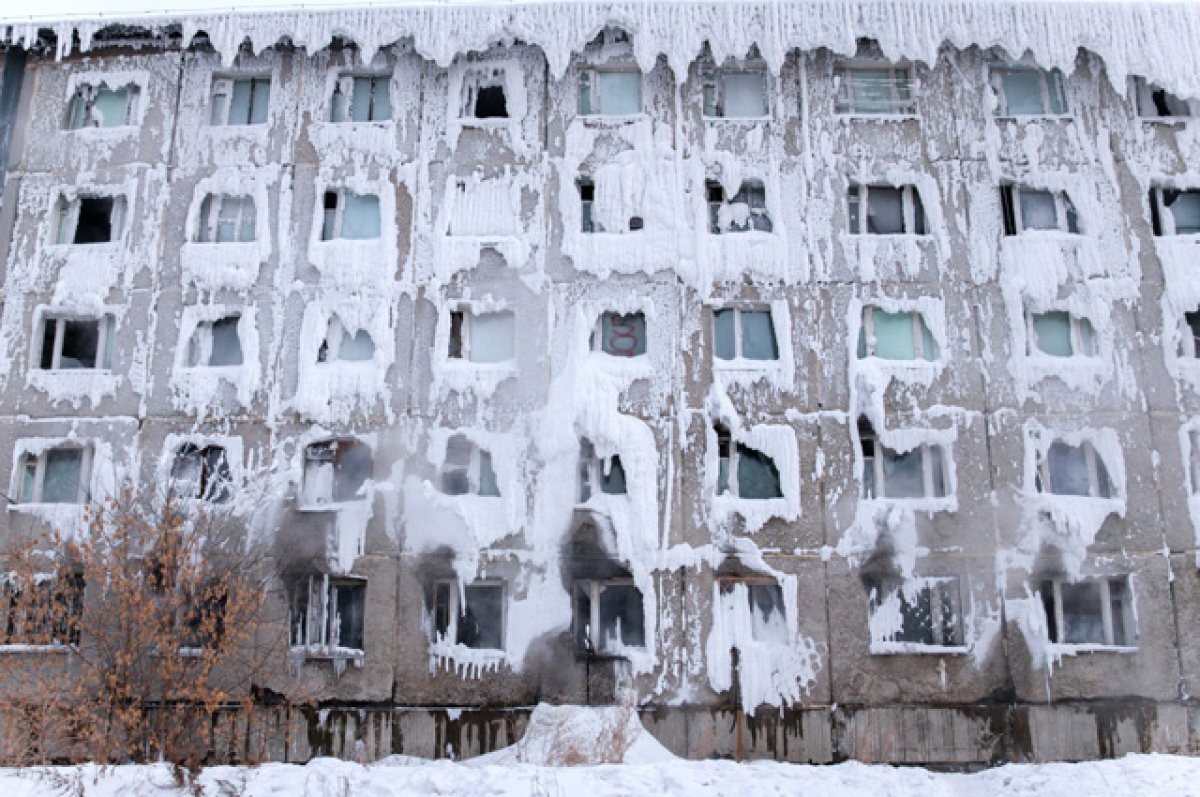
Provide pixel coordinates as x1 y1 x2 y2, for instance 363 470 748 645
330 72 392 123
1025 309 1097 358
579 68 642 117
575 578 645 656
54 194 127 246
833 65 915 115
431 579 506 650
1036 439 1112 498
1002 186 1079 234
1133 77 1191 120
447 308 516 365
712 306 780 362
196 194 256 243
701 66 769 119
66 82 140 129
209 76 271 127
185 315 243 368
36 313 116 371
1041 576 1136 648
847 184 926 235
858 307 937 361
17 446 93 505
991 66 1068 117
868 575 964 650
290 574 366 654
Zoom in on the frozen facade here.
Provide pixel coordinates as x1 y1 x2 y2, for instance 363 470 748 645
1 0 1200 767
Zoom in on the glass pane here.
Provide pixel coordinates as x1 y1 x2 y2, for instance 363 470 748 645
600 312 647 357
477 450 500 497
68 93 88 129
597 72 640 115
866 187 904 234
740 310 778 360
871 309 917 360
852 69 894 114
882 447 925 498
713 309 736 360
335 328 374 362
215 197 240 243
929 446 946 498
351 77 374 122
598 584 644 648
600 456 627 495
333 583 365 650
897 586 936 644
42 449 82 504
1060 582 1105 644
249 79 270 124
1169 192 1200 235
1001 70 1046 115
469 311 514 363
236 196 256 242
736 444 782 499
1047 441 1090 496
208 317 243 366
748 584 787 643
171 445 202 493
59 320 100 369
1033 311 1074 357
919 316 937 360
20 459 36 504
722 73 767 117
459 585 504 649
332 443 372 502
340 193 381 239
93 88 128 127
1020 189 1059 231
229 79 253 125
202 447 232 502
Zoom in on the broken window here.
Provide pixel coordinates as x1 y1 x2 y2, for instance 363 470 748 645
186 315 244 367
858 418 947 500
170 444 232 503
574 579 645 655
196 194 256 243
847 184 926 235
290 574 366 652
577 438 627 502
37 314 115 370
1035 439 1114 498
719 579 788 643
440 434 500 497
302 439 372 506
715 425 783 499
591 311 647 357
1180 311 1200 358
1 575 83 646
1040 576 1134 647
461 67 508 120
55 194 126 245
857 307 937 361
66 82 139 129
713 307 779 361
18 446 91 505
1150 188 1200 236
330 74 392 122
1133 77 1190 119
579 69 641 116
991 67 1067 116
317 316 375 364
867 576 963 648
1027 310 1096 358
707 180 772 233
1000 186 1079 235
320 190 381 240
432 581 504 650
448 309 515 364
578 178 596 232
834 66 915 115
209 76 271 126
702 68 768 118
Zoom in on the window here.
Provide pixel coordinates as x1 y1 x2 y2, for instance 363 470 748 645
991 67 1067 116
196 194 256 243
702 69 767 118
302 439 372 506
578 178 596 233
67 82 139 129
834 66 915 115
1039 577 1134 647
1133 77 1190 119
37 314 115 371
448 309 515 364
186 315 244 367
713 307 778 361
432 581 504 649
1180 311 1200 358
18 446 92 505
440 434 500 497
55 194 126 245
2 575 83 646
715 425 782 499
574 579 645 655
1000 186 1079 235
461 67 508 119
591 311 646 357
707 180 772 233
290 574 365 652
1026 310 1096 358
867 576 963 648
330 74 392 122
320 190 381 241
170 444 232 503
859 419 947 500
1188 430 1200 495
1149 188 1200 236
317 317 375 363
209 77 270 126
857 307 936 361
1035 439 1113 498
579 69 641 116
719 579 787 643
847 185 926 235
577 438 627 502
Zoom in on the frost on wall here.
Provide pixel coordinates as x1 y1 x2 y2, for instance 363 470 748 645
171 305 262 417
291 297 395 424
180 167 279 292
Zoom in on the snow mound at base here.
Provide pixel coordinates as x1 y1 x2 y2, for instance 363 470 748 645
470 703 676 766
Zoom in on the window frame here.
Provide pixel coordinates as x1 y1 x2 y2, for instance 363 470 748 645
185 314 245 368
66 82 140 130
1040 576 1136 649
1179 311 1200 359
196 194 256 243
590 311 648 358
1025 309 1097 358
579 67 643 117
54 194 127 246
706 180 772 234
329 72 393 123
1035 439 1113 499
715 425 783 500
991 66 1069 117
439 434 501 498
847 184 927 236
1 574 84 648
209 75 271 127
17 445 93 505
1149 187 1200 236
289 573 367 654
833 64 916 116
859 423 948 501
459 66 510 123
577 438 627 503
169 443 233 503
701 66 769 119
1133 77 1191 120
35 313 116 372
717 576 788 643
573 578 646 657
431 579 506 651
1001 185 1080 235
712 306 780 363
447 308 516 365
319 189 382 241
867 575 965 651
857 306 937 362
301 438 372 508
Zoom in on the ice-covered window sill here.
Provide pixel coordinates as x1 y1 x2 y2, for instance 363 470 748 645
442 362 517 372
856 357 940 367
48 242 122 254
703 116 771 123
1046 643 1137 655
860 497 955 511
8 503 83 512
579 114 645 126
707 231 779 241
66 126 139 138
848 233 932 241
994 114 1074 123
1140 117 1190 127
460 118 513 129
0 643 73 654
296 499 365 513
870 643 967 656
837 114 919 122
288 645 364 663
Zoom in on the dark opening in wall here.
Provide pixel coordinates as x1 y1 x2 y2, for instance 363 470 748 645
75 197 114 244
474 84 508 118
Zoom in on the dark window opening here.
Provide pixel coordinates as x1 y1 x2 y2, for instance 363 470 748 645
868 576 962 647
1000 185 1018 236
434 582 504 650
474 84 508 118
1186 311 1200 357
2 574 83 646
171 444 232 503
716 424 782 499
579 179 595 233
75 197 114 244
448 311 465 358
575 580 645 655
304 439 372 505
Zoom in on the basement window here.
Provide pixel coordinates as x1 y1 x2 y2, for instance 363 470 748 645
1179 311 1200 358
1 575 83 646
209 76 271 126
1133 77 1190 119
170 444 232 503
702 68 768 118
330 74 392 122
857 307 936 361
432 581 504 650
719 579 787 643
196 194 256 243
867 576 963 649
1035 439 1113 498
715 425 783 499
448 309 515 364
1027 310 1096 358
55 195 126 245
1040 576 1135 647
574 579 645 655
317 317 375 363
186 315 244 367
1149 188 1200 236
848 185 926 235
440 434 500 497
37 314 115 370
707 180 772 233
66 83 140 129
18 446 92 505
991 67 1068 116
834 66 915 115
859 418 947 500
577 438 627 502
462 67 509 120
579 69 641 116
321 190 381 240
302 439 372 507
714 307 778 361
290 574 365 653
1000 186 1079 234
591 311 647 357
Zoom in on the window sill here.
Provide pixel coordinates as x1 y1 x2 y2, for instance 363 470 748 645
296 499 366 513
8 503 84 512
703 115 771 123
29 368 115 376
578 114 646 126
1140 117 1190 126
870 643 967 656
836 113 919 121
459 117 512 129
855 356 940 367
714 358 784 370
994 114 1074 122
1046 642 1137 655
0 643 74 654
847 233 932 240
287 644 365 663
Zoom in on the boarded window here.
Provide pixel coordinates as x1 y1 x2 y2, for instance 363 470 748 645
848 185 926 235
714 307 778 361
592 311 647 357
1036 439 1113 498
170 444 232 503
38 315 115 370
197 194 256 243
433 581 504 650
580 70 641 115
18 446 90 504
575 580 645 655
331 74 392 122
1040 577 1134 647
302 439 372 506
857 307 936 361
210 77 270 126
